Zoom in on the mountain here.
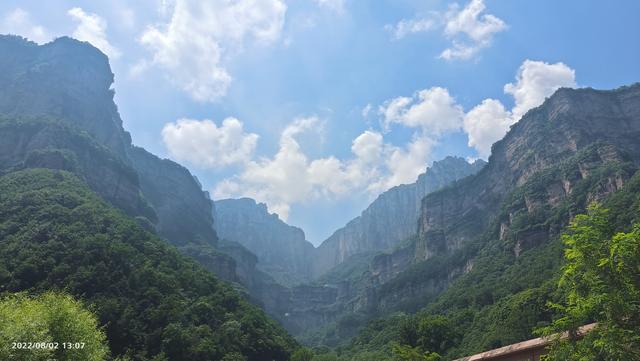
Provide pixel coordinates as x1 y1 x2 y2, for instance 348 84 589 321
0 35 223 253
0 169 296 360
0 35 296 360
331 83 640 358
0 35 131 160
313 156 486 277
130 146 218 247
215 198 316 286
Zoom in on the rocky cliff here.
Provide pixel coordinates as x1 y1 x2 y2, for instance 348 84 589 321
0 35 269 294
0 117 156 222
0 35 220 249
130 146 218 247
415 84 640 263
0 35 132 160
0 37 312 336
313 156 485 277
298 84 640 346
215 198 316 285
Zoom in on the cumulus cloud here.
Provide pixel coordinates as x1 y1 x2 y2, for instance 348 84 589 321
212 116 434 219
379 87 464 135
505 59 577 120
463 60 577 157
369 135 434 193
162 117 258 168
139 0 286 102
1 8 50 44
439 0 506 60
68 8 121 59
210 59 576 219
463 98 510 158
386 0 506 60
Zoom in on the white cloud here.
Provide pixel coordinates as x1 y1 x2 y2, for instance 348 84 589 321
162 117 258 168
213 116 433 219
463 98 510 158
505 59 576 120
314 0 346 14
68 8 121 59
386 0 506 60
439 0 506 60
140 0 286 102
212 59 576 219
385 17 436 40
369 134 434 193
463 60 577 157
351 130 383 164
1 8 50 44
379 87 464 135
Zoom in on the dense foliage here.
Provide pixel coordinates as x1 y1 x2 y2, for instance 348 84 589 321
0 292 109 361
541 205 640 360
0 169 296 360
330 148 640 360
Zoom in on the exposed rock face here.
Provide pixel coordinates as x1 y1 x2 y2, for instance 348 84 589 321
215 198 316 285
0 36 251 286
0 119 155 221
0 35 132 160
415 84 640 263
293 84 640 345
313 156 486 277
0 35 220 250
130 146 218 247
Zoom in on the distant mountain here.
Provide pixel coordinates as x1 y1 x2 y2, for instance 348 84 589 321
327 83 640 356
215 198 316 286
313 156 486 277
0 35 296 360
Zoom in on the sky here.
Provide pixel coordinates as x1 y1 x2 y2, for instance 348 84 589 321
2 0 639 245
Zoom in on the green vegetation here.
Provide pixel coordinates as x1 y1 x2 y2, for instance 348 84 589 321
0 292 109 361
333 146 640 360
541 205 640 360
0 169 295 360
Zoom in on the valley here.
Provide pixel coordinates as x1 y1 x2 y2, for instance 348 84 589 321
1 6 639 359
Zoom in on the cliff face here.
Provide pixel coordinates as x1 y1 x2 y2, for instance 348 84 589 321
0 35 131 160
0 36 219 249
313 157 485 277
414 84 640 263
297 84 640 346
215 198 316 285
130 146 218 247
0 36 262 289
0 118 156 222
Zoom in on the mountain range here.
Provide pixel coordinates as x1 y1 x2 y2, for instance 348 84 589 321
1 34 639 360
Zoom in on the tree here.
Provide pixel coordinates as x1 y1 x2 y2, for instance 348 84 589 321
415 316 459 354
542 205 640 360
0 292 109 361
290 348 314 361
391 343 441 361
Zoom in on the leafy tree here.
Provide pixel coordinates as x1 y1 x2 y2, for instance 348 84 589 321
391 343 441 361
415 316 459 354
291 348 314 361
541 205 640 360
0 292 109 361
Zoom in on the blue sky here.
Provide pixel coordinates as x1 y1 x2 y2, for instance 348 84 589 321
2 0 639 245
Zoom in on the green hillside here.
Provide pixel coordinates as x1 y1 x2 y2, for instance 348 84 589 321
0 168 296 361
